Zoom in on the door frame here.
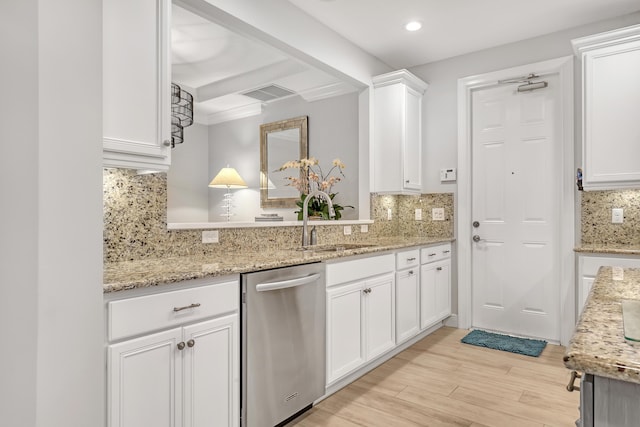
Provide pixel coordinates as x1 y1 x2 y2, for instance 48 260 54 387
456 56 575 345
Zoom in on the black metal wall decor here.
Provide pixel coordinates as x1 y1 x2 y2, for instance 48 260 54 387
170 83 194 148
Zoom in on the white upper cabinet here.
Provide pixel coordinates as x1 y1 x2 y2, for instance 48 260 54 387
103 0 172 171
572 25 640 190
372 70 428 194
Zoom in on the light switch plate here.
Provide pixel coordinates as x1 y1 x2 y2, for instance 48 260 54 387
440 168 457 182
432 208 445 221
387 208 392 220
343 226 352 236
612 208 624 224
360 224 369 233
415 208 422 221
202 230 219 243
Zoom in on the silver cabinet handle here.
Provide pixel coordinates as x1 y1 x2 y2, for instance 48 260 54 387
256 273 320 292
187 339 195 348
443 250 450 254
177 342 185 350
174 303 201 312
429 253 436 257
472 235 481 242
407 257 416 261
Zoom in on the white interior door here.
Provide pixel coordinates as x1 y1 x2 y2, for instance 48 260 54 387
471 75 560 341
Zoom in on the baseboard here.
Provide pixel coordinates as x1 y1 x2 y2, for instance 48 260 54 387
444 313 458 328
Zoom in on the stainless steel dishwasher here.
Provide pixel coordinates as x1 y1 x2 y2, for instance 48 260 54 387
241 262 325 427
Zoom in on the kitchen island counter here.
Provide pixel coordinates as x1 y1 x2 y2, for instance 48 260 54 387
564 267 640 384
104 236 453 293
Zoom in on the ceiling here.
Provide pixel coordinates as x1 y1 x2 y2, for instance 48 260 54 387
171 5 357 125
172 0 640 125
287 0 640 68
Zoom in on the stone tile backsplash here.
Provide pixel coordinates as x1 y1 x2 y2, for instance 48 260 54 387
581 189 640 245
104 168 454 262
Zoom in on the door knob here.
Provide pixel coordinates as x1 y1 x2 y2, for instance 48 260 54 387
472 235 481 242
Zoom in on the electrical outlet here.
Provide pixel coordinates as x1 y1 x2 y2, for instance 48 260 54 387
360 224 369 233
202 230 219 243
415 208 422 221
432 208 445 221
343 226 352 236
612 208 624 224
387 208 392 220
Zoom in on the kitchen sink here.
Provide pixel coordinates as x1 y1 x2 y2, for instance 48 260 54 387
301 243 378 253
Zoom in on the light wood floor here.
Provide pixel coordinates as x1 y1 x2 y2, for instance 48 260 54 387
289 327 579 427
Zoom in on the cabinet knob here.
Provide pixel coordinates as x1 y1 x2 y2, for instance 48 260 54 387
437 267 443 271
187 339 195 348
177 342 186 350
163 139 172 147
405 180 410 183
409 270 414 275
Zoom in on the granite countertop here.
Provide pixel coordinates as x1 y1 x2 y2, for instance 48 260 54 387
575 243 640 255
564 267 640 384
104 236 453 293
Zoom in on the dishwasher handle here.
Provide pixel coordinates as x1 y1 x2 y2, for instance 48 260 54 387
256 273 321 292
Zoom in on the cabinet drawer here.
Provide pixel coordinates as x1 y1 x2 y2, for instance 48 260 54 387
107 279 238 342
396 248 420 270
421 243 451 264
326 253 395 287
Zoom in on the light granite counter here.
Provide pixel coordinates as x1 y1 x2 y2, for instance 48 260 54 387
564 267 640 384
104 237 453 293
575 244 640 256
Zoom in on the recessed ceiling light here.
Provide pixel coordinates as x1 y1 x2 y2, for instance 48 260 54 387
405 21 422 32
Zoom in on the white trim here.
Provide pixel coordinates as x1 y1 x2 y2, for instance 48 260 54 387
571 23 640 54
456 56 575 345
298 81 358 102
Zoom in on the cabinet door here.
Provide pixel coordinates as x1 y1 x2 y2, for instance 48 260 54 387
434 260 451 321
108 328 182 427
403 86 422 191
420 260 451 329
582 38 640 189
395 269 420 343
365 273 396 360
579 276 595 315
326 281 365 384
183 314 239 427
103 0 171 170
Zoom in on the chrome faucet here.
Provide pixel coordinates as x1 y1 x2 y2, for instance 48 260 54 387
302 189 335 247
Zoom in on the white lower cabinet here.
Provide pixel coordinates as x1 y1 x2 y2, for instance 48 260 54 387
106 277 239 427
395 249 420 344
325 254 395 385
420 244 452 330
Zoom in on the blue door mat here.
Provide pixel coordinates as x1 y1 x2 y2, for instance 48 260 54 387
461 329 547 357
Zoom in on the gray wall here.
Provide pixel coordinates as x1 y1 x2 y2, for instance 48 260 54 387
1 0 104 425
168 123 210 222
412 11 640 195
207 93 360 221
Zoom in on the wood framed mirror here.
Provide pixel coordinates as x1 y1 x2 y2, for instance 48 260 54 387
260 116 308 208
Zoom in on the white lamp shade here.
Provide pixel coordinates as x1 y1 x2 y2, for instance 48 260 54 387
208 167 247 188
